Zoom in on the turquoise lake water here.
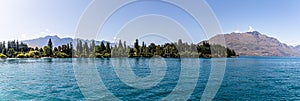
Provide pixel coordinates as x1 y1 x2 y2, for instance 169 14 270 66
0 57 300 100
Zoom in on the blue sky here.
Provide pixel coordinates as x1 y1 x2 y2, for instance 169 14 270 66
0 0 299 46
0 0 91 41
207 0 300 46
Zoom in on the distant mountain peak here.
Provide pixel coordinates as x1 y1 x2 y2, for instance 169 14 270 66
22 35 73 48
45 35 58 37
22 35 114 48
246 31 261 35
44 35 69 39
208 31 300 56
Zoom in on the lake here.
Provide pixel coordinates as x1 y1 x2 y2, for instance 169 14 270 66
0 57 300 100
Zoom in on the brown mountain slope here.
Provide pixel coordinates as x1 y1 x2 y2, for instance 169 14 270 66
293 45 300 53
208 31 299 56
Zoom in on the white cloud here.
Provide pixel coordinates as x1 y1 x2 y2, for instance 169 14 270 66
248 26 254 32
234 30 241 33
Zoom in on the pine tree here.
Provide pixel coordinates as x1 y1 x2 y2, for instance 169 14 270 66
90 40 95 54
118 40 123 49
134 39 139 55
100 41 106 53
83 42 89 57
48 39 53 56
106 42 111 53
16 40 19 51
123 41 126 50
76 40 83 57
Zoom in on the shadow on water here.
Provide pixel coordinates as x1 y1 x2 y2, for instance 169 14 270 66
41 58 53 63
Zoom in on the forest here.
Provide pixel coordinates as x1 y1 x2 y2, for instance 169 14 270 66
0 39 237 58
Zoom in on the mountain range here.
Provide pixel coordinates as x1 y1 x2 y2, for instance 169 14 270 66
22 31 300 56
22 35 112 48
293 45 300 54
208 31 300 56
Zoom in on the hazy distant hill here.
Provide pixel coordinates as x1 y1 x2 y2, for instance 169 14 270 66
22 35 112 48
293 45 300 53
22 35 72 48
208 31 299 56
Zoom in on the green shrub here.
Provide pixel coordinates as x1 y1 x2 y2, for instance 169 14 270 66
103 53 111 58
28 51 41 58
0 53 7 58
95 53 103 58
89 54 96 58
16 53 27 58
58 52 68 58
54 51 69 58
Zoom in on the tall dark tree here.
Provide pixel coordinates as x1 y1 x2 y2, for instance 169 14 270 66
90 40 96 54
123 41 126 50
7 41 10 49
2 41 5 49
48 39 53 56
16 40 19 51
141 41 146 56
177 39 183 52
76 40 83 56
70 42 73 57
134 39 139 50
118 40 123 49
66 43 70 53
134 39 139 55
83 42 89 57
106 42 111 53
0 42 3 53
100 41 106 52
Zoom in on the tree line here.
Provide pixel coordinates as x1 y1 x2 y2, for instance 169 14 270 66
0 39 73 58
0 38 237 58
61 38 237 58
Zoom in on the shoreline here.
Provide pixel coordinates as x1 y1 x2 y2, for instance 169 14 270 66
0 56 239 59
5 55 299 59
